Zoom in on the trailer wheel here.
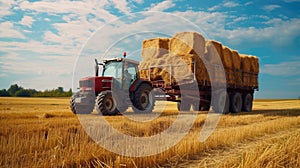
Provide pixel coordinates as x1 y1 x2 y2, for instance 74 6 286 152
96 91 119 116
177 97 192 111
230 92 242 113
177 102 191 111
242 93 253 112
191 102 207 111
70 92 95 114
211 91 229 114
132 83 155 113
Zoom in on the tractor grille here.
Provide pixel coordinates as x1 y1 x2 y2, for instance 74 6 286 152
79 80 93 87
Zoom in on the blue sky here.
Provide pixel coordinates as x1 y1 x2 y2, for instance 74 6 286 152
0 0 300 98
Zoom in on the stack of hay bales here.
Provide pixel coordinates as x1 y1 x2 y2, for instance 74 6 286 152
139 32 209 85
139 31 259 87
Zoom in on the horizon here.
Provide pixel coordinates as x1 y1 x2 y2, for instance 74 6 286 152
1 0 300 99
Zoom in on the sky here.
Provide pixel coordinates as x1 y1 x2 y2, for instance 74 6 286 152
0 0 300 99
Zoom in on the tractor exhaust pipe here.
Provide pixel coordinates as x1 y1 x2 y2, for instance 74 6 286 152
95 59 99 77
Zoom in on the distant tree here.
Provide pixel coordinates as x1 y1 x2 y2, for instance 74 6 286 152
57 87 64 94
15 89 31 97
8 84 23 96
0 89 10 96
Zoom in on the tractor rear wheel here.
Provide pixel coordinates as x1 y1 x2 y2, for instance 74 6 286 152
96 91 119 116
242 93 253 112
132 83 155 113
230 92 242 113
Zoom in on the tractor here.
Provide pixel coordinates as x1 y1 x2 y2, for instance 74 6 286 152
70 54 155 115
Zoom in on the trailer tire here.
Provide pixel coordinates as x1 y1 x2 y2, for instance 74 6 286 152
177 101 191 111
211 91 229 114
242 93 253 112
230 92 242 113
132 83 155 113
70 92 94 114
96 91 119 116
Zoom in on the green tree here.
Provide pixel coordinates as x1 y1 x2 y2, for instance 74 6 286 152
15 89 31 97
8 84 23 96
0 89 10 96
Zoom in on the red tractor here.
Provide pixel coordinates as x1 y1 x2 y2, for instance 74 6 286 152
70 56 155 115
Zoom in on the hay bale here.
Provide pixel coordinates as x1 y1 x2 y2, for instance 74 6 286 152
142 38 169 61
240 54 252 86
240 54 251 72
205 40 223 65
169 32 205 56
249 56 259 74
249 56 259 87
231 50 241 70
222 46 233 68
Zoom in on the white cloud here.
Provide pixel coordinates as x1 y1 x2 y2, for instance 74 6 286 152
208 5 219 11
110 0 131 14
261 61 300 76
245 2 253 6
0 1 16 17
263 5 281 12
0 22 25 39
233 16 247 22
223 1 239 7
19 16 34 27
208 1 239 11
148 0 175 12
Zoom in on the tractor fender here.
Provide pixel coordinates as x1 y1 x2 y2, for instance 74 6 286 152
129 79 152 92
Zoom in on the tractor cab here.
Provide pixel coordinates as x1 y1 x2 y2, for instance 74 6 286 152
101 58 139 90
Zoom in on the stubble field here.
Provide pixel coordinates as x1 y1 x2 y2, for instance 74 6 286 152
0 97 300 167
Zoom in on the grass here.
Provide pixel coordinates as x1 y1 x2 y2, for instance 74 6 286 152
0 97 299 167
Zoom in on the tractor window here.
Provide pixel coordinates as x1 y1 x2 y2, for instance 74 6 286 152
125 62 138 81
103 61 122 78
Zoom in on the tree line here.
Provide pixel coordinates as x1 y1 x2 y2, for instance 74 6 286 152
0 84 72 97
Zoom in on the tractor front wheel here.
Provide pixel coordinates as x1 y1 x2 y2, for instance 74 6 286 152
70 92 95 114
96 91 119 116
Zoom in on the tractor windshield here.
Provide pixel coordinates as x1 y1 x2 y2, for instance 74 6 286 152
103 61 123 78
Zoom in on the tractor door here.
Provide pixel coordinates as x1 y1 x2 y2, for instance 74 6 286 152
123 61 138 90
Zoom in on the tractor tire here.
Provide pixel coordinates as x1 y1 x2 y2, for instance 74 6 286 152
132 83 155 113
230 92 242 113
242 93 253 112
96 91 119 116
70 92 94 114
211 91 229 114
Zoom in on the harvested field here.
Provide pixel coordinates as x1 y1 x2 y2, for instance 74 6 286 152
0 97 299 167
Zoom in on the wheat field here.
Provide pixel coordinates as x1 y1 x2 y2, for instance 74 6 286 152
0 97 300 167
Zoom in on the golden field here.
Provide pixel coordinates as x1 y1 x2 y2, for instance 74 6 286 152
0 97 300 167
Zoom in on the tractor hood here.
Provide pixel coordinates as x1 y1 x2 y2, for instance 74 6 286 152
79 76 113 92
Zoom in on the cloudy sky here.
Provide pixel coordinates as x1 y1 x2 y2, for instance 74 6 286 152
0 0 300 98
